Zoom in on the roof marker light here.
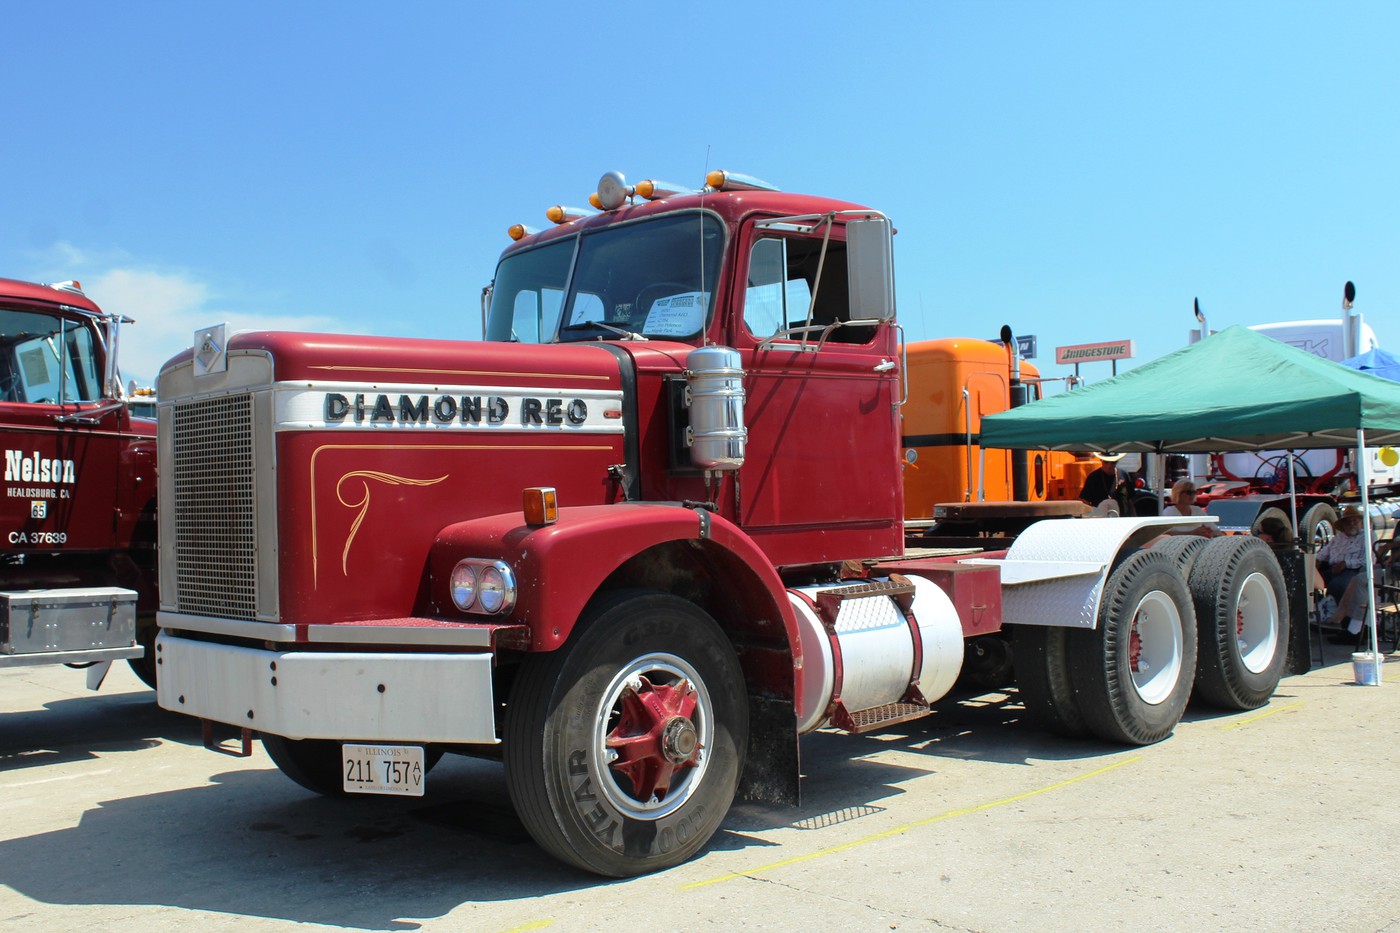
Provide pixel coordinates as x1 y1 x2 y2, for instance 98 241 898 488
508 223 538 241
546 205 595 225
636 179 692 200
704 170 781 193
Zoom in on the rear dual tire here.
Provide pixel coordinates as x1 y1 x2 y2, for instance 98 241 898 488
1013 625 1089 738
1069 549 1198 746
1188 536 1289 710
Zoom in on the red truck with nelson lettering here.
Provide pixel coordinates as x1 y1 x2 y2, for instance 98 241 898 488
154 171 1294 876
0 278 157 688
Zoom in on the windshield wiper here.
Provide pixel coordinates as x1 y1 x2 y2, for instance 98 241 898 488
560 320 648 341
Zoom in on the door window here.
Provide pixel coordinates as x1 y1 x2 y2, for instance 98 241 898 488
0 310 100 404
742 235 872 344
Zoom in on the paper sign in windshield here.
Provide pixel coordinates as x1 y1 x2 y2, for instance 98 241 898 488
643 292 707 336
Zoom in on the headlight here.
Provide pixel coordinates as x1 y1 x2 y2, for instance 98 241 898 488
450 562 478 610
449 559 516 615
476 562 515 614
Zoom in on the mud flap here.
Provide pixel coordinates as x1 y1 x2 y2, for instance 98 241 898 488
738 694 799 807
85 660 113 691
1270 543 1312 674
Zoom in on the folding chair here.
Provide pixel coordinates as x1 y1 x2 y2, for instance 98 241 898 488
1372 538 1400 652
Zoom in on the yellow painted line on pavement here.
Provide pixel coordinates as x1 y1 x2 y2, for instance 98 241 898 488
499 921 553 932
1217 700 1304 731
682 755 1143 890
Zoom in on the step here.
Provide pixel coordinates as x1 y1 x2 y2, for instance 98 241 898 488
833 701 931 734
813 578 917 623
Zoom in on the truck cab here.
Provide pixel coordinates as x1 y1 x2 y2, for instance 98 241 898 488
484 175 904 565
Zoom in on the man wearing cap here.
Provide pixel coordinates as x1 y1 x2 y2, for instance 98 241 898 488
1079 454 1130 513
1316 506 1369 639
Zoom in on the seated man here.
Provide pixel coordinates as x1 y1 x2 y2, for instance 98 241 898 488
1323 535 1400 643
1317 507 1370 641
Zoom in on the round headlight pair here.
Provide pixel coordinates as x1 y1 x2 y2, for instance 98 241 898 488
449 559 516 615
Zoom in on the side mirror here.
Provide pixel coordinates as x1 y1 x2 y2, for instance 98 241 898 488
846 217 895 321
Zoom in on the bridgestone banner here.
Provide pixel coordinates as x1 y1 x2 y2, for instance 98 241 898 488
1054 340 1136 365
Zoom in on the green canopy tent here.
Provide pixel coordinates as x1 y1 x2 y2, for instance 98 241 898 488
978 324 1400 678
978 325 1400 453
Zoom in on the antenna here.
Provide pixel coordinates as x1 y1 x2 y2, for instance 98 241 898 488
699 146 712 345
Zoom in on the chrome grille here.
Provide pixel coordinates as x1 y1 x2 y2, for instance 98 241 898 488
172 393 257 619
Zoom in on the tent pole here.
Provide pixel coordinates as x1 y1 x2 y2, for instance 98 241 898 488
1157 452 1167 513
1287 449 1298 539
1358 428 1382 683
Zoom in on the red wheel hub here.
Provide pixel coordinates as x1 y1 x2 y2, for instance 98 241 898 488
605 675 701 803
1129 618 1143 672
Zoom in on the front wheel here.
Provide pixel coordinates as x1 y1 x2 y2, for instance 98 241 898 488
127 613 159 689
504 591 747 877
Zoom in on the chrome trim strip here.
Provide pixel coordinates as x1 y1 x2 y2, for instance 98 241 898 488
158 610 297 642
306 623 497 647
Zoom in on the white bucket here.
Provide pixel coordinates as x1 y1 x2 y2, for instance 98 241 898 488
1352 652 1384 686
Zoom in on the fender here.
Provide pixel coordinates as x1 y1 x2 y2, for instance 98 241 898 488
431 502 802 664
961 515 1215 629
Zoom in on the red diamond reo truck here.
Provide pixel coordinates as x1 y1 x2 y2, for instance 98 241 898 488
153 171 1293 876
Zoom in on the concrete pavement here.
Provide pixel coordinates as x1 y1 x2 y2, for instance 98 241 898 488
1 637 1396 932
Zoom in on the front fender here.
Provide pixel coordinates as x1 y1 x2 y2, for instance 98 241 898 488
431 503 799 656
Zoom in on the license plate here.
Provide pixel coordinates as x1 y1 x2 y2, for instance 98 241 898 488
341 743 426 796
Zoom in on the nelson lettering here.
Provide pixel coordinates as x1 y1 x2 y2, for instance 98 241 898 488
324 393 588 427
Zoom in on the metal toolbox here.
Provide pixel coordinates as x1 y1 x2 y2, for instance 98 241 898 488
0 587 138 656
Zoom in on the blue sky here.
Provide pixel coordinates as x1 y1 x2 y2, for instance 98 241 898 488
5 2 1398 387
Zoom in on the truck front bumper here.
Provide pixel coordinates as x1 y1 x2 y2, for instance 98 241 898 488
155 630 500 744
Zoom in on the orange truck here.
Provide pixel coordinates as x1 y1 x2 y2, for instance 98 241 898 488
902 333 1100 530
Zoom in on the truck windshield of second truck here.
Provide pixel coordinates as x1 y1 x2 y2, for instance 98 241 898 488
486 211 723 345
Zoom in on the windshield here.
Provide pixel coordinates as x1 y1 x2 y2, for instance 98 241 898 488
486 211 724 343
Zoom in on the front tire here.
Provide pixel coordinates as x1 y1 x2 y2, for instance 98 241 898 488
504 591 747 877
1189 536 1289 710
1070 549 1197 746
127 613 159 689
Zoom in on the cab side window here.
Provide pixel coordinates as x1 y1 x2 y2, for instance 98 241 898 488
742 235 872 344
0 310 101 404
